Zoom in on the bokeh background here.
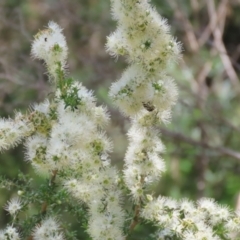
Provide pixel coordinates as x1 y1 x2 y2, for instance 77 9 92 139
1 0 240 238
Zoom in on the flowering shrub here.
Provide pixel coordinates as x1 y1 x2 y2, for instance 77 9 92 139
0 0 240 239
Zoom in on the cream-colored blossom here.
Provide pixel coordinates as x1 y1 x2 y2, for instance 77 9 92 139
4 197 22 216
31 21 68 80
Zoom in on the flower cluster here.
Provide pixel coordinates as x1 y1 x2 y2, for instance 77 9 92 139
107 0 180 202
143 197 240 239
0 22 124 239
31 22 124 240
31 21 68 81
107 0 181 72
107 0 240 239
0 112 34 152
4 197 23 217
32 217 64 240
0 226 21 240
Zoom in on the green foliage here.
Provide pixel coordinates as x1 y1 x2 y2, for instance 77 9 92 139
56 63 82 111
0 172 89 239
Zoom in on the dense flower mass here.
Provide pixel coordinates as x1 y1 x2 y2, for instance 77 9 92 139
143 197 240 239
107 0 181 72
32 217 64 240
0 21 124 240
106 0 240 239
30 22 124 240
107 0 181 204
106 0 181 209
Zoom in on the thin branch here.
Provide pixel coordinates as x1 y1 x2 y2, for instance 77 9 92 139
207 0 240 89
128 204 140 233
160 128 240 161
168 1 199 52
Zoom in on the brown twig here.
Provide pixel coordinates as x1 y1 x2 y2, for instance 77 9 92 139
168 0 199 52
160 128 240 161
50 169 58 185
207 0 240 90
128 204 141 233
194 57 212 197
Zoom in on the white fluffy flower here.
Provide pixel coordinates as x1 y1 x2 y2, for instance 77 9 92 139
88 201 125 240
31 21 68 79
0 113 34 152
4 197 22 216
33 217 64 240
0 226 21 240
24 134 49 175
107 1 181 71
32 99 51 116
197 198 217 212
142 196 238 239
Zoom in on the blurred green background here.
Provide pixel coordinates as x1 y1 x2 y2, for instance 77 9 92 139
1 0 240 239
